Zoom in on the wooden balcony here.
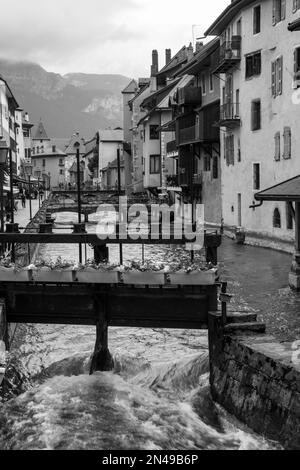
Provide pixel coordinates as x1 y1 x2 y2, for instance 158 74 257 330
166 140 178 156
178 126 197 146
177 86 202 107
213 37 241 74
219 102 241 128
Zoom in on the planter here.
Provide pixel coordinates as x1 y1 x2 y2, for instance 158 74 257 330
168 269 217 286
0 268 31 282
74 270 119 284
33 268 73 283
122 271 165 285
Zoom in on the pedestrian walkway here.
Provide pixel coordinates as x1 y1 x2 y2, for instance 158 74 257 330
14 198 41 232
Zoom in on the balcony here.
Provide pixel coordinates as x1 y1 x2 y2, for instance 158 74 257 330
213 36 241 74
219 102 241 128
166 140 178 156
193 173 203 186
178 126 197 146
177 86 202 107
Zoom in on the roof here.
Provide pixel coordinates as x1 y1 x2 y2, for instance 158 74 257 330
0 76 19 109
65 134 86 154
31 145 67 157
255 175 300 202
176 38 220 77
33 120 50 140
156 46 189 77
84 137 96 156
51 138 70 152
205 0 256 36
288 18 300 31
158 75 194 109
98 129 124 142
122 79 138 94
141 78 181 110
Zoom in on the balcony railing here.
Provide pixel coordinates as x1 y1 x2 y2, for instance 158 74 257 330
219 102 241 128
213 36 241 74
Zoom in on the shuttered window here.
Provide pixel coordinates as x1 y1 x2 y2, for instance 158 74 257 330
272 0 286 25
293 48 300 89
225 135 235 166
274 132 281 161
271 56 283 97
283 127 292 159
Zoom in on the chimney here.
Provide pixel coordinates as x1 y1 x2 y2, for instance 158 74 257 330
165 49 172 65
196 42 204 53
187 42 194 61
151 50 159 77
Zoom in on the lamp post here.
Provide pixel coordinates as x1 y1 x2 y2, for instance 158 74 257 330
24 164 33 221
117 146 123 265
74 142 82 263
36 170 41 208
0 140 9 234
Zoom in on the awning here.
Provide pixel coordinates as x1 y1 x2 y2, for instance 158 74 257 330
255 175 300 202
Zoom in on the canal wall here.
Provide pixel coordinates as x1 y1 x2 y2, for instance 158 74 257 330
223 226 294 254
208 312 300 450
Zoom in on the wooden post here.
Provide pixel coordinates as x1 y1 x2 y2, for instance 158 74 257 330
90 317 114 374
290 201 300 290
0 299 8 350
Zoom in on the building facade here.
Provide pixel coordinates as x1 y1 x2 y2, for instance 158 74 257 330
205 0 300 242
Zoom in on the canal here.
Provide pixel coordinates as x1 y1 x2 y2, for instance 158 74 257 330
1 212 298 450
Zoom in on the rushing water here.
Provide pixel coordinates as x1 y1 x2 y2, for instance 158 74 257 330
0 212 291 450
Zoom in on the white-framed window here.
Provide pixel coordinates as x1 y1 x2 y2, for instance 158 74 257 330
271 56 283 97
274 131 281 161
272 0 286 25
283 126 291 159
253 5 261 34
253 163 260 190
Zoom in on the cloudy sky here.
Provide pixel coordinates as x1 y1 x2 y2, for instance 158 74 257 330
0 0 229 78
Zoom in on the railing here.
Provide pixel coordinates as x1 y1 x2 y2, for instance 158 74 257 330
214 37 241 72
220 102 240 121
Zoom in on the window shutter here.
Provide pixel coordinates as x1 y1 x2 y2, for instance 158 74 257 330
274 132 280 161
278 56 283 95
271 61 276 97
283 127 291 159
272 0 277 25
281 0 286 20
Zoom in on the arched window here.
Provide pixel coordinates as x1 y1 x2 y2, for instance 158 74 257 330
273 208 281 228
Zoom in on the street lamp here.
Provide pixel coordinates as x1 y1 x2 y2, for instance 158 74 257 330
74 142 82 263
24 164 33 221
0 140 9 234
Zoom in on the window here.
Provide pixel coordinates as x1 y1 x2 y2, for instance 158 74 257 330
204 155 211 171
283 127 291 159
225 134 235 166
59 158 64 166
202 74 206 94
272 0 286 25
273 208 281 228
209 73 214 92
37 146 40 154
32 148 35 155
286 202 294 230
149 125 159 140
42 159 46 168
251 100 261 131
212 156 218 179
271 56 283 97
253 163 260 190
52 145 56 153
293 0 300 13
60 170 64 175
41 146 44 153
245 51 261 79
150 155 161 174
274 131 281 161
253 5 261 34
293 47 300 88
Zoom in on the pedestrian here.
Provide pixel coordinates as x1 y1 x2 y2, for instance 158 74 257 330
21 193 26 208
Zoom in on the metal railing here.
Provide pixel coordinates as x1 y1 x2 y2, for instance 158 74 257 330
220 102 240 121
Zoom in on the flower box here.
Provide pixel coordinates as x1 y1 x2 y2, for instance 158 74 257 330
122 271 165 285
168 269 218 286
33 268 74 283
0 267 31 282
74 269 119 284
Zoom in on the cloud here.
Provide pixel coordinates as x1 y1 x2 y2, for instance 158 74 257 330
0 0 229 76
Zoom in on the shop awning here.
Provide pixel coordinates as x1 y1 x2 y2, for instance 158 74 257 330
255 175 300 202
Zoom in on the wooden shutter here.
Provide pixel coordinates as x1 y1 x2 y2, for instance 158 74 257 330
272 0 277 25
274 132 280 161
281 0 286 20
278 57 283 95
283 127 291 159
271 61 276 97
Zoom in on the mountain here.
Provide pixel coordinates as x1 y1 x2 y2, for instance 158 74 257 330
0 59 131 138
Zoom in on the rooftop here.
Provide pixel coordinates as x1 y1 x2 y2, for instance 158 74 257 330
98 129 124 142
255 175 300 202
205 0 256 36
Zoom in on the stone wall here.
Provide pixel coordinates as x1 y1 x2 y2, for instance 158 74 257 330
208 312 300 450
